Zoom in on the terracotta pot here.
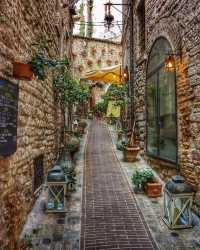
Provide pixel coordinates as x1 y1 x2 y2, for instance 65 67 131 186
13 62 33 81
123 146 140 162
79 127 85 135
145 182 162 198
117 131 123 141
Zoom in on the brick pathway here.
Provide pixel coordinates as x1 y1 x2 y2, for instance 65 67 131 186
80 121 158 250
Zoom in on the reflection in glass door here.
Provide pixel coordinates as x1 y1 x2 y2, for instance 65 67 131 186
146 75 158 155
158 69 176 162
146 68 177 163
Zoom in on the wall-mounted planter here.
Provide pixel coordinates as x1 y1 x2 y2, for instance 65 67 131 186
97 59 101 65
102 48 106 55
106 60 112 66
87 60 93 67
78 65 84 72
91 47 97 55
13 62 33 81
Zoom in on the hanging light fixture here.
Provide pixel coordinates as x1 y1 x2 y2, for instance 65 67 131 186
104 0 114 31
164 55 176 72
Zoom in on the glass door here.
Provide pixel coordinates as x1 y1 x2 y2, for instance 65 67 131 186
146 74 158 156
158 69 177 162
146 69 177 163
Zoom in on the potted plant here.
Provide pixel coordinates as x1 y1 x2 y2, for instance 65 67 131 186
78 65 84 72
78 120 87 134
97 59 101 65
63 166 77 191
102 48 106 55
106 59 112 66
87 59 93 67
66 136 80 159
131 169 162 197
115 60 119 65
91 47 97 55
123 121 140 162
123 124 140 162
13 62 33 81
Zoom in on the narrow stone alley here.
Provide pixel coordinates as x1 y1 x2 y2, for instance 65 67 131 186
80 120 158 250
1 1 200 249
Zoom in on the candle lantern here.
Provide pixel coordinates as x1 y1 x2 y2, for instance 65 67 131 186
163 175 194 229
46 165 68 212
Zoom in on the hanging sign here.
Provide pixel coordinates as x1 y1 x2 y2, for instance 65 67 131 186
0 79 18 156
106 101 121 118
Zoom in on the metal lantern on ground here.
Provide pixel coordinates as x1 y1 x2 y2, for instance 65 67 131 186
46 165 68 212
163 175 194 229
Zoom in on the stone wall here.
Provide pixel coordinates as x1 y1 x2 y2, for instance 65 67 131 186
0 1 72 249
122 0 200 214
71 35 122 80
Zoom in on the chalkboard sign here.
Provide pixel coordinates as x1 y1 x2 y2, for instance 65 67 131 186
0 79 18 156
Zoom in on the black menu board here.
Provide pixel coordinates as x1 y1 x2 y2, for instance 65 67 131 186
0 79 18 156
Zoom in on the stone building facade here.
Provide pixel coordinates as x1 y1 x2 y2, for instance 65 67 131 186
0 1 74 249
71 35 122 80
122 0 200 214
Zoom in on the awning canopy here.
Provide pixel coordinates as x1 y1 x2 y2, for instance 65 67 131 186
82 65 123 85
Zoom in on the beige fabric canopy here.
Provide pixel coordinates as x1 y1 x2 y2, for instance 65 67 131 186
82 65 123 85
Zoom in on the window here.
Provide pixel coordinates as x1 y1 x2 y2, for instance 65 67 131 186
33 155 44 192
137 0 145 56
146 37 177 163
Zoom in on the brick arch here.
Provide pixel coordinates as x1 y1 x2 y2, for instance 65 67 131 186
146 19 182 56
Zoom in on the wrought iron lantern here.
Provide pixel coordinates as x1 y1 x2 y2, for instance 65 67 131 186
104 0 114 30
164 55 176 72
163 175 194 229
46 165 68 212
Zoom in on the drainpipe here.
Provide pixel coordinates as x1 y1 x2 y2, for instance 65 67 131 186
129 0 135 130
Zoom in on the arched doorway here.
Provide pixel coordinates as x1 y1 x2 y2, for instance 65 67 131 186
146 37 177 163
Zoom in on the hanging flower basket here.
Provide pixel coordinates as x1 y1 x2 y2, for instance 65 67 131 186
13 62 33 81
109 49 114 55
87 60 93 67
91 47 97 55
102 48 106 55
78 65 84 72
97 59 101 65
106 59 112 66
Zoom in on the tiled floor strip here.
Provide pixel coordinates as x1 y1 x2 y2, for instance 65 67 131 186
80 121 158 250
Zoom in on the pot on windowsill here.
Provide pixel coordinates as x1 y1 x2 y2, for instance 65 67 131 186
123 146 140 162
144 181 162 198
13 62 33 81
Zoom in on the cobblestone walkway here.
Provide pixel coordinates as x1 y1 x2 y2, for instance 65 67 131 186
80 121 158 250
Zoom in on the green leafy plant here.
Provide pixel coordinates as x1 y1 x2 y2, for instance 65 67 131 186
131 169 154 191
53 72 89 131
92 101 107 116
23 233 33 248
79 120 87 129
63 167 77 191
102 85 128 109
116 140 128 151
66 136 80 153
28 53 69 80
